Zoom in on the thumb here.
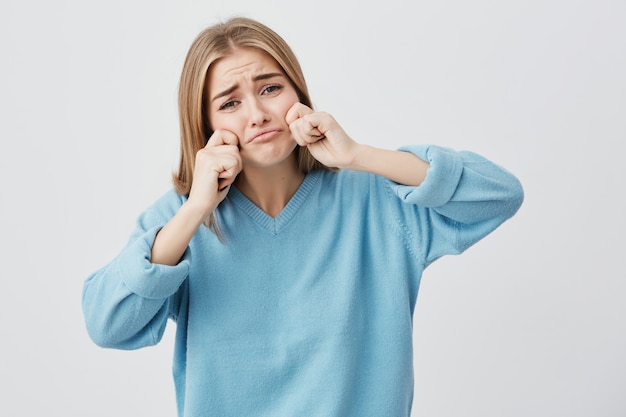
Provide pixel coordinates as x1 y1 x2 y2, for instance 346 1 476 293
206 129 239 148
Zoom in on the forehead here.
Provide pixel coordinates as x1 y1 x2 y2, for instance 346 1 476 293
209 47 283 88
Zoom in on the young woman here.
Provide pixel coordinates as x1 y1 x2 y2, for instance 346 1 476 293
82 16 524 417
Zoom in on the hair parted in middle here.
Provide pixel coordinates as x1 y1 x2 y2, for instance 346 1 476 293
173 16 333 199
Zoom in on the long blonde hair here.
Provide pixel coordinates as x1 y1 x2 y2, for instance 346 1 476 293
173 17 331 236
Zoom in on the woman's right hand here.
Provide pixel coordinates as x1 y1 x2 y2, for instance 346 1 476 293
187 129 243 217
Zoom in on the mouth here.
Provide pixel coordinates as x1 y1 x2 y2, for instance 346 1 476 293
247 128 282 144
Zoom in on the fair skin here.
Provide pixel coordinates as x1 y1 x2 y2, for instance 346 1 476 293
151 47 430 266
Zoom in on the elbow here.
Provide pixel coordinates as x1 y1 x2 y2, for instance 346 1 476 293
82 286 120 349
83 314 157 350
506 177 525 217
84 321 116 349
85 325 118 349
81 294 134 349
82 308 126 349
478 176 525 226
82 296 166 350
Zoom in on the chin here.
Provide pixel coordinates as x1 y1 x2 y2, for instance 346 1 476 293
241 146 298 169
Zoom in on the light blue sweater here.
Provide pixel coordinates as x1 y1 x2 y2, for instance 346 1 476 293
82 145 523 417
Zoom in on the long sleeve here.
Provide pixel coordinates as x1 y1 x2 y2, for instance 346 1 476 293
82 196 190 350
389 145 524 266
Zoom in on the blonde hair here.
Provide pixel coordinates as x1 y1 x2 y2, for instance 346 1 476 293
173 17 332 236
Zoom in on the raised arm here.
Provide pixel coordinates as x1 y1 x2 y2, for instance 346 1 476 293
151 129 242 265
286 102 432 185
286 103 524 262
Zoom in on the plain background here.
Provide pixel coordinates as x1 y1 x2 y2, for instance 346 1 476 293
1 0 625 416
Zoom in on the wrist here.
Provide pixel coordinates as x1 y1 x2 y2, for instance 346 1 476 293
180 200 214 227
344 144 376 172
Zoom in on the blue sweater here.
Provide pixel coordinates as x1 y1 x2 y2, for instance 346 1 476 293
82 145 523 417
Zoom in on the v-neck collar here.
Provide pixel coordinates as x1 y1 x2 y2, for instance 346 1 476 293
228 170 321 234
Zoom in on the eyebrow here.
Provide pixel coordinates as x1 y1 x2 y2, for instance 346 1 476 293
211 72 285 103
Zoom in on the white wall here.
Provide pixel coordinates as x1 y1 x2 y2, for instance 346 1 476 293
1 0 625 416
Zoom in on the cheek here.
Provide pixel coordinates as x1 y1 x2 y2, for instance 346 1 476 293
209 113 240 133
279 94 301 118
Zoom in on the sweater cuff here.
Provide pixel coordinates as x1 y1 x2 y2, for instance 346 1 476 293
392 145 464 207
116 225 190 300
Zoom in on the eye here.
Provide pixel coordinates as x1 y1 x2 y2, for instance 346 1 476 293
261 84 283 95
219 99 239 111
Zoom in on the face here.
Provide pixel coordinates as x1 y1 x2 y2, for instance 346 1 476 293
207 47 300 169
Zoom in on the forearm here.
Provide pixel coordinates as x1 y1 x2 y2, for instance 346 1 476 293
347 144 430 186
151 201 207 266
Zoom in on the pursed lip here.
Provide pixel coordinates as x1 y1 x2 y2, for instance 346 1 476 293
246 128 282 144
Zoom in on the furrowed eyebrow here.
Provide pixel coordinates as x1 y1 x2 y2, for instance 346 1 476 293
254 72 283 82
211 72 284 103
211 86 237 103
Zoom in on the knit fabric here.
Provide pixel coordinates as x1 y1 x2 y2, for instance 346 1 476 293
82 145 523 417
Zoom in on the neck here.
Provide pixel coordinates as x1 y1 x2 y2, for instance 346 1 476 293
235 156 305 218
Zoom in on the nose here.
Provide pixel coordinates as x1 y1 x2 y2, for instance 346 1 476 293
247 97 270 126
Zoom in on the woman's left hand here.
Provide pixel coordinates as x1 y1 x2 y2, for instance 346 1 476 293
286 102 359 169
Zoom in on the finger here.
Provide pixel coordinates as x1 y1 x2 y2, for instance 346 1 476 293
217 159 242 179
217 160 241 191
304 112 328 133
289 121 311 146
206 129 239 148
295 115 327 144
304 119 325 140
195 143 242 189
218 183 232 193
285 102 313 125
218 178 235 192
